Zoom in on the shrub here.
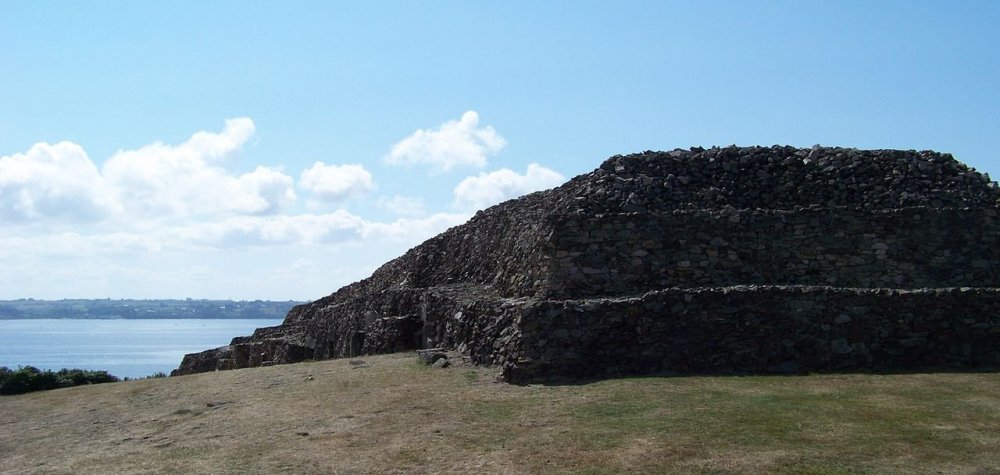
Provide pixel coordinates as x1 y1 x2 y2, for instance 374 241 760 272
0 366 120 395
0 366 13 388
55 368 119 386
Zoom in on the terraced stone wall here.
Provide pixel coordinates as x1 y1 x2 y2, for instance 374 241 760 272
547 207 1000 298
504 286 1000 382
173 146 1000 380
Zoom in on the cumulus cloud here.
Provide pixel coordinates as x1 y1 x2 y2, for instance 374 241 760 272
386 111 506 172
360 212 469 241
21 210 456 252
0 117 298 226
377 195 426 217
102 117 295 218
299 162 376 202
182 117 256 160
237 167 297 214
0 142 117 222
174 211 469 248
0 116 476 252
453 163 566 211
0 116 496 299
196 212 368 247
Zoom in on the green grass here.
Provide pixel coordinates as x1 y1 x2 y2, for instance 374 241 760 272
1 353 998 474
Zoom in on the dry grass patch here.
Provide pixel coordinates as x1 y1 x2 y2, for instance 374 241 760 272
1 353 998 474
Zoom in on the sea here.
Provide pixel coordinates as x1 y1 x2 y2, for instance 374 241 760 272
0 319 282 379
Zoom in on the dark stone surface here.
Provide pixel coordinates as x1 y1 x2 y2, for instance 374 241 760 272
431 358 451 369
173 146 1000 382
417 349 448 365
502 286 1000 383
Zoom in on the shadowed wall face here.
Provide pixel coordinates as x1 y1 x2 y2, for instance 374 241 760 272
505 287 1000 383
547 208 1000 299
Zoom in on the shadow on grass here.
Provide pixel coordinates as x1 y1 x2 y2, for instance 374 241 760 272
518 364 1000 387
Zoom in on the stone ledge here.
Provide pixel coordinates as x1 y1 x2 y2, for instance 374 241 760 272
504 286 1000 383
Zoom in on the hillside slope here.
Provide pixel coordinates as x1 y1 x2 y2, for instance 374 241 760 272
4 353 1000 474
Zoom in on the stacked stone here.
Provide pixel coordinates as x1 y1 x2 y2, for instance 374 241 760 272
548 207 1000 298
570 146 999 214
174 146 1000 382
506 286 1000 382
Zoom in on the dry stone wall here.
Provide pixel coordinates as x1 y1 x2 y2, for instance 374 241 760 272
504 286 1000 382
547 207 1000 298
583 146 998 213
175 286 526 374
174 146 1000 382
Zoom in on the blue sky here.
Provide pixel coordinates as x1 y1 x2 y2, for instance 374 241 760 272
1 1 998 300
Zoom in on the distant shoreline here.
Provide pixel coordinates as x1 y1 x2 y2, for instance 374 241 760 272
0 316 287 320
0 299 303 320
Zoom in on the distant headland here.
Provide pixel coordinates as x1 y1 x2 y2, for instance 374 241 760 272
0 299 302 320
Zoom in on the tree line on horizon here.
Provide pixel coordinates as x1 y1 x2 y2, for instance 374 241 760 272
0 298 303 320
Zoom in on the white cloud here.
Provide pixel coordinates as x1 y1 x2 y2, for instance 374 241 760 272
175 211 469 248
0 114 475 255
238 166 297 214
360 212 470 241
453 163 566 211
0 141 117 222
386 111 506 172
102 117 295 219
377 194 426 217
0 116 495 299
0 117 296 226
179 117 256 161
299 162 376 202
162 211 365 249
0 209 469 265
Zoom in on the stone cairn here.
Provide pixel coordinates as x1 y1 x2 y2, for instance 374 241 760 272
174 146 1000 382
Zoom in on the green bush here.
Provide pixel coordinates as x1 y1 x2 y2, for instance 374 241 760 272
0 366 13 389
56 368 120 386
122 371 168 381
0 366 120 395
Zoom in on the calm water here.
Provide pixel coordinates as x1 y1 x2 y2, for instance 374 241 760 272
0 319 282 379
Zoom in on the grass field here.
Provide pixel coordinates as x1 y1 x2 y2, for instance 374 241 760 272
1 353 998 474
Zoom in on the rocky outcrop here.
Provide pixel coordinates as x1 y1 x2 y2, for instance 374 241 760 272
174 146 1000 381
